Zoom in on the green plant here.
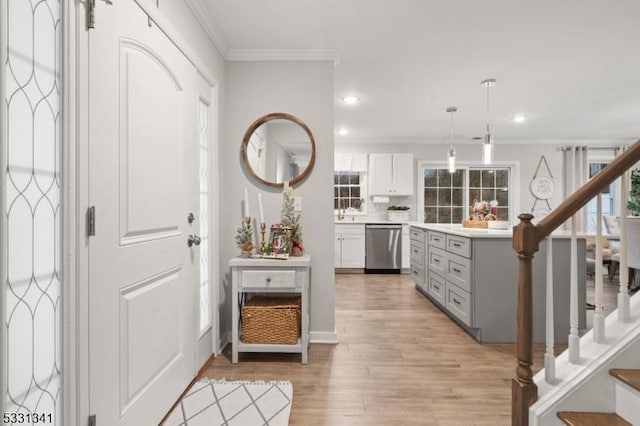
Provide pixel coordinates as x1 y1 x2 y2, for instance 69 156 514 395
234 220 253 248
628 169 640 216
281 187 303 254
387 205 410 211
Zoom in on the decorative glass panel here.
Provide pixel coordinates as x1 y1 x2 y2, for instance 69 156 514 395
198 99 211 335
5 1 62 424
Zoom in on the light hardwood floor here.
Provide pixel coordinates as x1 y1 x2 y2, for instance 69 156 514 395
195 273 556 426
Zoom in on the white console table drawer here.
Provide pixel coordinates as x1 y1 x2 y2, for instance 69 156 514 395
445 281 472 327
241 270 297 288
446 234 471 258
446 254 471 292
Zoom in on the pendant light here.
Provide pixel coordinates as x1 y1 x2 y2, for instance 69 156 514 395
481 78 496 165
446 106 457 173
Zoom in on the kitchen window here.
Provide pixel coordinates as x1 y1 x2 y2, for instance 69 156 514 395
419 164 515 224
334 171 365 212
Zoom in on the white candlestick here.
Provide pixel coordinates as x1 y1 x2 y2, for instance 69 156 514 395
244 188 250 218
284 181 289 192
258 192 264 223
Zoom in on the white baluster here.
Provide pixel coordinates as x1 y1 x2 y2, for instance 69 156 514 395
545 236 556 383
569 216 580 363
593 194 605 342
619 170 631 322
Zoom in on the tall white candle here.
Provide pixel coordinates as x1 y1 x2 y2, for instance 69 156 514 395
244 188 250 218
258 192 264 223
284 181 289 192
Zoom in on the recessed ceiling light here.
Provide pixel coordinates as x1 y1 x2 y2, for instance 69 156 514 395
342 96 360 105
513 115 526 123
337 128 350 136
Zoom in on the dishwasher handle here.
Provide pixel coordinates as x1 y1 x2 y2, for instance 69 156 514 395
365 224 402 229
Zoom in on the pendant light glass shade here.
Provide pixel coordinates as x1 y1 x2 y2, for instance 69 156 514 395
446 106 457 173
481 79 496 165
482 132 493 165
448 148 456 173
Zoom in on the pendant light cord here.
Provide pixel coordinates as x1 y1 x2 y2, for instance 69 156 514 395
486 84 491 134
449 110 454 149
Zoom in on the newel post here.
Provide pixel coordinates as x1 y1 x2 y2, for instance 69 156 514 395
512 213 540 426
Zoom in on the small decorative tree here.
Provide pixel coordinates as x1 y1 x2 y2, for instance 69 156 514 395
628 169 640 216
281 186 303 255
234 220 253 257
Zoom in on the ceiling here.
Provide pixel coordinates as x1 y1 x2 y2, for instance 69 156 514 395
195 0 640 145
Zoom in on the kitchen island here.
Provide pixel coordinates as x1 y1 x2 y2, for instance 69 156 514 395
409 224 586 343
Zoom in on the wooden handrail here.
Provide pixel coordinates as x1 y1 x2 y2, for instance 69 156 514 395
512 139 640 426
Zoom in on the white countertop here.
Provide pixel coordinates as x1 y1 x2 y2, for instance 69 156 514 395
409 223 513 238
334 220 409 225
409 223 589 240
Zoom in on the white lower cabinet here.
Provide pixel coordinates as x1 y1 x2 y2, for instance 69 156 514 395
335 224 365 268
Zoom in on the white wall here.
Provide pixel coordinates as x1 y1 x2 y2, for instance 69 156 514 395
221 61 336 342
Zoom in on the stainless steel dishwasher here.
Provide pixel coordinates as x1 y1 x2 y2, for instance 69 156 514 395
365 224 402 273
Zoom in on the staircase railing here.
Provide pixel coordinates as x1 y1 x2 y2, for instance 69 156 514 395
511 140 640 426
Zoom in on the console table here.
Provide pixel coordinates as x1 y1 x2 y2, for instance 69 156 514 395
229 255 311 363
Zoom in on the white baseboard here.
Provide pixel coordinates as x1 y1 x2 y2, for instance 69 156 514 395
309 329 339 344
218 331 230 354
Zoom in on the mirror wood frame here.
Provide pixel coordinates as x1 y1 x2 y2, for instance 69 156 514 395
241 112 316 188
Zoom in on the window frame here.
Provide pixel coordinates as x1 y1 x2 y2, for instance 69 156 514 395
333 171 368 216
586 149 618 234
417 161 520 224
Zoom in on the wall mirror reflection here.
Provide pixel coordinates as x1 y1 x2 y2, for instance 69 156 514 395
241 112 316 188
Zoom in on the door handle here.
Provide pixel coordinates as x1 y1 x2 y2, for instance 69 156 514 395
188 234 201 247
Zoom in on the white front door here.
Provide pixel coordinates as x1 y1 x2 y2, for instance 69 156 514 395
88 1 198 424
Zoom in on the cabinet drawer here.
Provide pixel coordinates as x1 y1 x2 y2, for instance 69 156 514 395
410 236 425 253
446 235 471 258
335 224 365 235
428 271 446 306
410 227 426 242
446 254 471 292
241 270 296 288
428 246 447 275
409 243 424 266
445 281 472 327
410 264 424 284
428 231 446 249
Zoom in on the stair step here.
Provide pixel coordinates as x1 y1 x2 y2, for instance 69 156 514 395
609 368 640 392
557 412 631 426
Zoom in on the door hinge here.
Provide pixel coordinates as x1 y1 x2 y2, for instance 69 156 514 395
87 206 96 237
87 0 113 30
88 414 96 426
87 0 96 29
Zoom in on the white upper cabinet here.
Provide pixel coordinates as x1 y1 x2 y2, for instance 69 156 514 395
368 153 414 196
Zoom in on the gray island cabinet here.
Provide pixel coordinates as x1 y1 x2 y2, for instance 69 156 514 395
409 224 586 343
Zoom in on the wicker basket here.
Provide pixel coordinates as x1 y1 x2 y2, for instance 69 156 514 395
241 296 301 344
462 219 488 229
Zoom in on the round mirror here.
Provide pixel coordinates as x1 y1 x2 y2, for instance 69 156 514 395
241 112 316 188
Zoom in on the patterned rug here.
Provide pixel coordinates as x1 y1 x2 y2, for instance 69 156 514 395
163 379 293 426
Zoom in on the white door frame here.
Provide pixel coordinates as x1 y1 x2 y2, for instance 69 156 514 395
65 2 220 424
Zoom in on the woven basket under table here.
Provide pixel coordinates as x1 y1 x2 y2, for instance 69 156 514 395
241 296 301 344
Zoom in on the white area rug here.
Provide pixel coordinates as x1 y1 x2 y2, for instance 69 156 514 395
163 379 293 426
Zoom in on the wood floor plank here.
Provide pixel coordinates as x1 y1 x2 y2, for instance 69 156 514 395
192 273 574 425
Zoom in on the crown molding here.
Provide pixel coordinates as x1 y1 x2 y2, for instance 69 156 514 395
183 0 340 66
227 49 341 66
184 0 229 58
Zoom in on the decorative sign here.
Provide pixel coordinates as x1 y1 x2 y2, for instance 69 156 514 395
529 156 554 220
530 176 554 200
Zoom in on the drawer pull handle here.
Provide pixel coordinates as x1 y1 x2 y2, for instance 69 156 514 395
453 243 461 248
434 259 440 263
453 298 461 305
266 277 271 283
433 284 440 290
453 268 461 274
